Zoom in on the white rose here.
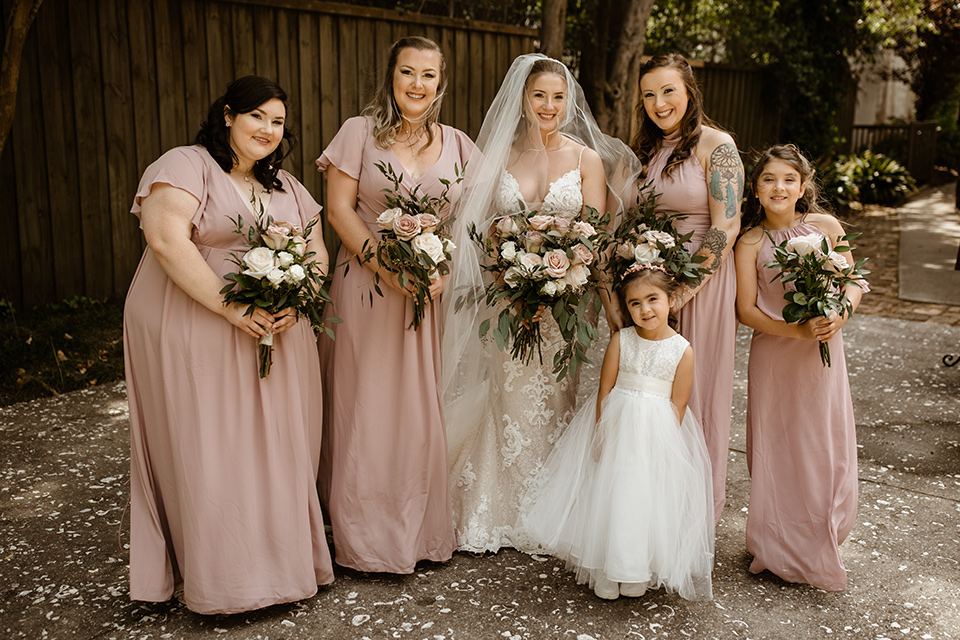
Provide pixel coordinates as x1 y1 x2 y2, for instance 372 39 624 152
633 242 660 263
266 267 286 287
518 251 543 276
541 280 559 297
276 251 295 268
443 237 457 254
616 242 636 260
289 237 306 257
500 241 518 262
413 232 446 264
562 264 589 289
825 251 849 273
643 230 675 249
786 233 825 257
496 216 519 237
242 247 277 278
504 266 522 288
285 264 306 283
376 207 403 230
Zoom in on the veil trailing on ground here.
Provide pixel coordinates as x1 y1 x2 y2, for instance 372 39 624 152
440 53 641 459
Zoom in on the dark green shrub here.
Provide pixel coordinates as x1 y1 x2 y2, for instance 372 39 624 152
820 150 916 209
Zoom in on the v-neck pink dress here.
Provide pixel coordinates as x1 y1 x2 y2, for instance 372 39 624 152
745 222 863 591
316 116 474 573
124 145 334 614
646 134 738 524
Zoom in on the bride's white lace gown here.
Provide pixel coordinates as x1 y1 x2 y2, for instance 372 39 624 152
449 158 586 554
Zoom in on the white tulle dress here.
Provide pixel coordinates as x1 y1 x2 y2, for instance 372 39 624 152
520 329 715 600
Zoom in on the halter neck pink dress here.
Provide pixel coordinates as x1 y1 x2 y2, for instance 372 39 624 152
125 145 334 614
316 116 474 573
646 132 738 523
745 222 863 591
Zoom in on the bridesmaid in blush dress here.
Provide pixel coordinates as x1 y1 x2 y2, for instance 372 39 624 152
125 76 334 614
628 54 743 524
735 144 866 591
316 37 473 573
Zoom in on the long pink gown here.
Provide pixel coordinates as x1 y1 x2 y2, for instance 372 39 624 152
744 222 861 592
124 145 334 615
316 116 473 573
646 133 738 522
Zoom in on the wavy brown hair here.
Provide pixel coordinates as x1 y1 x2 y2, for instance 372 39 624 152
362 36 447 152
631 54 712 180
741 144 831 232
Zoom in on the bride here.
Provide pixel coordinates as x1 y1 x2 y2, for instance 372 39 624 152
442 54 638 553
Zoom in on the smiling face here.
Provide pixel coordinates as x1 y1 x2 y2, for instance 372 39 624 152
640 67 690 136
755 159 806 220
392 47 442 121
623 278 673 338
524 71 567 138
226 98 285 172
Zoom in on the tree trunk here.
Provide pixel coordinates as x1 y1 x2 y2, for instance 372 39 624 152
578 0 655 144
539 0 567 60
0 0 43 157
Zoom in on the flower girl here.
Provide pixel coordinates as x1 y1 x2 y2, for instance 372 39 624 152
520 264 714 600
734 144 867 591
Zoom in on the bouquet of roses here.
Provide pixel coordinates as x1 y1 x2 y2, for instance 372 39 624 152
605 181 710 292
360 160 462 330
764 231 869 367
469 204 610 381
220 207 336 378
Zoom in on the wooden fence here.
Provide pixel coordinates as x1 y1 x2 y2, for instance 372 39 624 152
849 121 939 184
694 63 781 159
0 0 536 309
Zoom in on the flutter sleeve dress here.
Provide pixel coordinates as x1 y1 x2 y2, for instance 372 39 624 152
316 116 474 573
646 132 738 523
124 145 334 615
744 222 864 591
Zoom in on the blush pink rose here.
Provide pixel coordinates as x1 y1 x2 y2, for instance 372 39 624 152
551 216 571 235
392 214 422 241
573 220 597 239
496 216 519 237
571 243 594 266
543 249 571 278
524 230 544 253
418 213 440 233
528 215 553 231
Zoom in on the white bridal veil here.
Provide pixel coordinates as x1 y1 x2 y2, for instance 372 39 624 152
440 53 640 458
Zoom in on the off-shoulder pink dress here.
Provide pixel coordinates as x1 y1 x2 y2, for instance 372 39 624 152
124 145 334 615
745 222 863 592
646 134 738 523
316 116 474 573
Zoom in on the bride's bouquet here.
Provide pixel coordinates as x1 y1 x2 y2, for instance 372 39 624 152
605 181 709 291
361 161 462 330
469 205 609 381
221 207 335 378
764 231 869 367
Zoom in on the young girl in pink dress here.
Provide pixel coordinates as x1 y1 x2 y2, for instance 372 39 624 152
520 265 714 601
734 144 867 591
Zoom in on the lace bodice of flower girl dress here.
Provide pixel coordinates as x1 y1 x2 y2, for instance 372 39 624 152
617 330 689 394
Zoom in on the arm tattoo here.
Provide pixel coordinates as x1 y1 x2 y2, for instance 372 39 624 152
701 227 727 272
708 143 744 220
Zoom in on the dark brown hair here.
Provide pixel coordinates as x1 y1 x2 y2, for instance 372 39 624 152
617 267 680 328
741 143 831 232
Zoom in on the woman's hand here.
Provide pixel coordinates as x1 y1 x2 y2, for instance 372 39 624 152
378 269 414 297
604 306 624 333
812 311 846 343
427 274 446 300
222 303 277 339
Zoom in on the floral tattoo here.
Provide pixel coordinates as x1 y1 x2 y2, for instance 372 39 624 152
700 227 727 271
708 143 744 220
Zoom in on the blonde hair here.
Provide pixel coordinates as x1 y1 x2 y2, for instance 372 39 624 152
363 36 447 151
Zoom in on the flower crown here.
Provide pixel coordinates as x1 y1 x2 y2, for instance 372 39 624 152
620 262 669 280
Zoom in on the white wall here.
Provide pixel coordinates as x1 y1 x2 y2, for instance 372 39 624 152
854 49 917 125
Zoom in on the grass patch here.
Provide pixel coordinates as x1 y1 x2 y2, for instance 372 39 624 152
0 296 125 407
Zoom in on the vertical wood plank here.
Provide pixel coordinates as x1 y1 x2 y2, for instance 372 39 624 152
316 12 340 255
0 142 22 307
153 0 187 152
205 1 234 98
338 17 359 119
356 19 376 109
253 5 277 80
37 0 84 300
468 31 484 138
439 27 455 128
11 0 53 308
68 0 112 300
232 2 256 77
482 32 497 113
181 0 210 142
129 0 161 253
298 12 321 196
453 28 469 134
99 0 143 295
276 9 302 181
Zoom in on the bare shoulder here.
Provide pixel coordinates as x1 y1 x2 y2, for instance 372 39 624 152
580 146 604 174
700 126 736 153
806 212 845 237
737 225 766 249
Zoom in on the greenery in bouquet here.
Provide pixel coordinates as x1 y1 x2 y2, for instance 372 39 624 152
764 231 870 367
220 201 337 378
359 160 462 330
606 181 710 292
469 204 610 381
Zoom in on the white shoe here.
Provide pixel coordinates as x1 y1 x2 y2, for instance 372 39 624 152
619 581 648 597
593 576 620 600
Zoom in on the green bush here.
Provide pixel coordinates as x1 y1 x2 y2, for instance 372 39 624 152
821 150 917 208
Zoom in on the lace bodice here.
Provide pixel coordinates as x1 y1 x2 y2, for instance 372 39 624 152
494 155 584 219
618 330 689 384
